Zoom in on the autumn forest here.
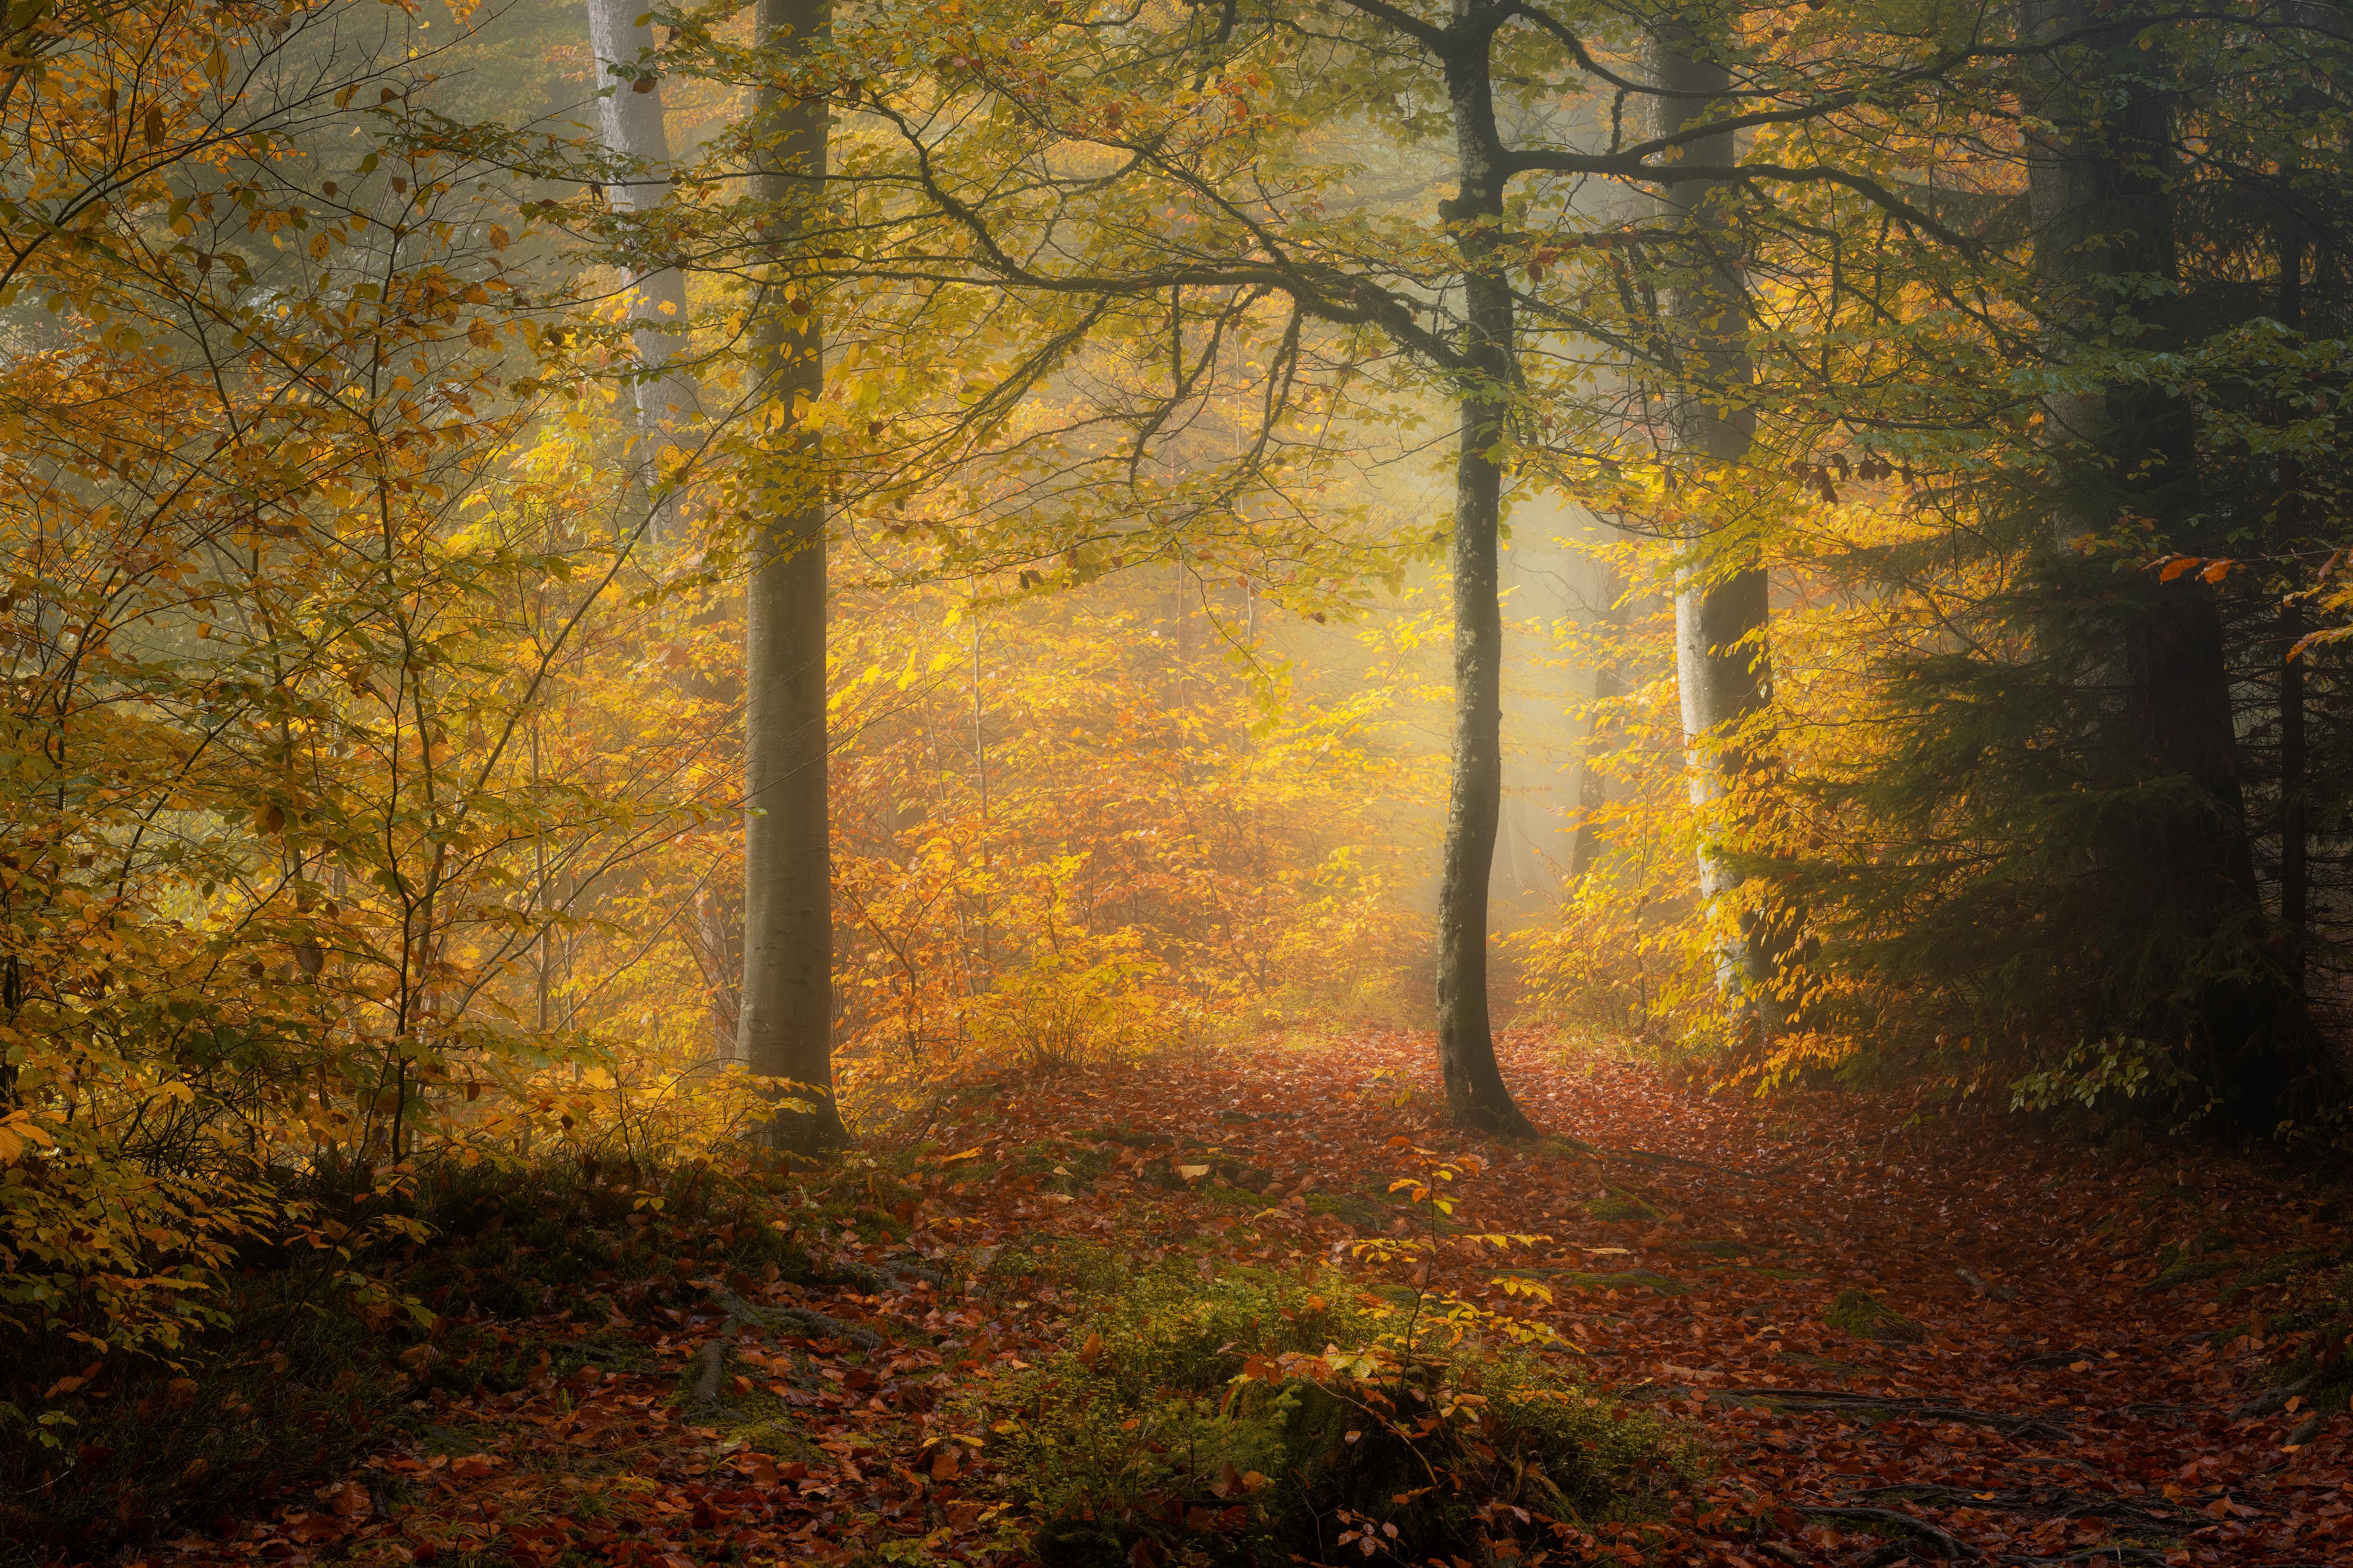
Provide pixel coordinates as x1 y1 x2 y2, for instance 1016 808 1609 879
5 0 2353 1563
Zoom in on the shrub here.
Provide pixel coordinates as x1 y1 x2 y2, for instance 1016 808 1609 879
965 1263 1692 1567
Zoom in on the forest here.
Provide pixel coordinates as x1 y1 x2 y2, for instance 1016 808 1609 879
3 0 2352 1562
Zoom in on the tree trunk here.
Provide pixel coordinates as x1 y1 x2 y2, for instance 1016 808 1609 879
585 0 697 531
1647 25 1788 1028
1432 26 1534 1138
736 0 843 1152
2278 211 2308 987
2022 0 2309 1115
1568 557 1626 882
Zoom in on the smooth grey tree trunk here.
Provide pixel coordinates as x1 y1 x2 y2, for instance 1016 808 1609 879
736 0 843 1151
587 0 736 1049
586 0 697 526
1647 26 1787 1028
1431 19 1535 1138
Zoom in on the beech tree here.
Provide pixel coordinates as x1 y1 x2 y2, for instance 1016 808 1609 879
733 0 844 1149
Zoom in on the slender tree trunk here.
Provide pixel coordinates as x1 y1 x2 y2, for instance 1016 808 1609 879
2278 210 2308 987
1568 557 1626 882
736 0 843 1151
1647 24 1788 1028
585 0 697 532
1432 19 1533 1138
588 0 737 1053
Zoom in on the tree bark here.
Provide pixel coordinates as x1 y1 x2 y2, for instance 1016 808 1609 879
1647 24 1788 1028
2278 209 2308 988
1432 14 1534 1138
585 0 697 529
2022 0 2309 1113
1568 557 1626 882
736 0 843 1151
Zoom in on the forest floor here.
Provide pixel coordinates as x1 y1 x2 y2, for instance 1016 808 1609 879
145 1030 2350 1568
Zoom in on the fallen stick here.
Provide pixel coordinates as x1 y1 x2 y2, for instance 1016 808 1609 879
1799 1504 1982 1560
1720 1387 2072 1439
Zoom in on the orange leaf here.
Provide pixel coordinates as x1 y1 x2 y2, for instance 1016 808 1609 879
2200 559 2232 583
2157 556 2202 582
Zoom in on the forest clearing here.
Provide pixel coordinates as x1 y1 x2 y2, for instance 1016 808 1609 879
9 0 2353 1563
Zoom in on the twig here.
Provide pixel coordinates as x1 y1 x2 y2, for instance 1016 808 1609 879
1851 1483 2186 1534
1798 1504 1982 1560
711 1287 888 1350
1722 1387 2072 1439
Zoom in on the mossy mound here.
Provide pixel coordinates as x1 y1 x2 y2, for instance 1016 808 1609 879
967 1266 1693 1567
976 1235 1134 1302
1586 1189 1663 1225
1824 1288 1925 1344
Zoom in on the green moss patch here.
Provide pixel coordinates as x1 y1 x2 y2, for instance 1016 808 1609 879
2146 1254 2236 1291
2220 1248 2335 1304
1497 1268 1693 1298
1824 1289 1925 1344
965 1267 1694 1568
1586 1189 1663 1225
977 1236 1132 1302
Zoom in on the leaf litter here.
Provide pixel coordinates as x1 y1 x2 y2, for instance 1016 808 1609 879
136 1030 2350 1568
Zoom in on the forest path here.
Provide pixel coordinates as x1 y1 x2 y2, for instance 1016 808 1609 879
167 1031 2348 1568
1360 1031 2353 1565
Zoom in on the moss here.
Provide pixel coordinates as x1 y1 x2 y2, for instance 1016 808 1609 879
2219 1247 2334 1304
1496 1268 1692 1298
977 1235 1130 1303
1570 1269 1692 1297
1824 1289 1924 1344
1586 1189 1663 1225
2264 1262 2353 1410
2145 1254 2236 1291
965 1266 1694 1568
1303 1191 1396 1229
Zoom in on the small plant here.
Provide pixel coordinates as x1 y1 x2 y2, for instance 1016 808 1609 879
965 1266 1691 1567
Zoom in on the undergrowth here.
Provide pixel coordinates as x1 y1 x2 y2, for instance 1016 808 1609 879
0 1150 824 1562
960 1250 1695 1567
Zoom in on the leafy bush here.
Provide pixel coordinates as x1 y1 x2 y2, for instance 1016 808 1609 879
966 1263 1692 1566
0 1150 815 1559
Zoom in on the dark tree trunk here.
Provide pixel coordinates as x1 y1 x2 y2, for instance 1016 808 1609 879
1431 12 1533 1138
737 0 844 1152
2023 0 2311 1115
2279 217 2308 986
